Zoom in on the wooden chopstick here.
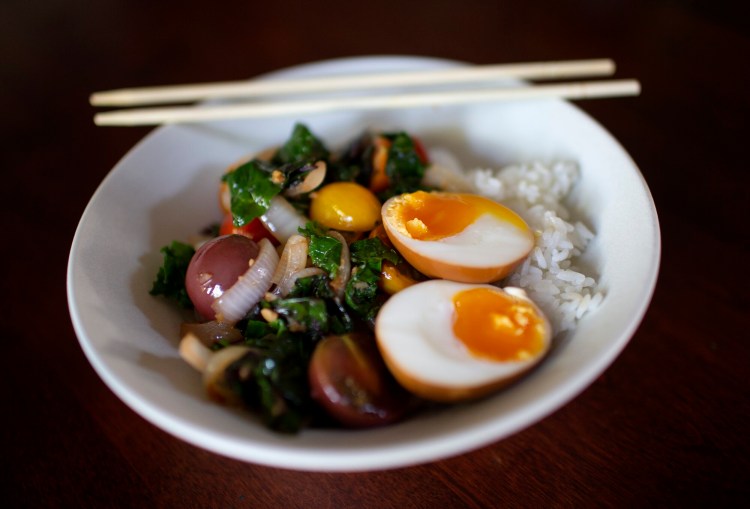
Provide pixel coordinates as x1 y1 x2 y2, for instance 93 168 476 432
90 59 616 107
93 79 640 126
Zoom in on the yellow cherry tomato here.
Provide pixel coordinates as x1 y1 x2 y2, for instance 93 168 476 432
310 182 382 232
378 261 418 295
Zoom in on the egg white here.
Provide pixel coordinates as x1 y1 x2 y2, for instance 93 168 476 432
375 280 551 402
385 213 534 268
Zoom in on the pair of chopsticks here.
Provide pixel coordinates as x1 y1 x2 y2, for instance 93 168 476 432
91 59 640 126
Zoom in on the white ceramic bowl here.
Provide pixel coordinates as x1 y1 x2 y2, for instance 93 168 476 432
67 56 660 471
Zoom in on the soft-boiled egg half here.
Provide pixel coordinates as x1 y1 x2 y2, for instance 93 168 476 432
381 191 534 283
375 280 552 402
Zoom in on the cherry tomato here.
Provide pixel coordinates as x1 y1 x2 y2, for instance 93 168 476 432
309 182 381 232
369 136 391 193
411 136 429 164
308 332 411 428
368 135 429 193
219 214 279 245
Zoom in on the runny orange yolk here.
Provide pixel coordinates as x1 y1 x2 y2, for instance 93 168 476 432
397 191 528 241
452 287 546 362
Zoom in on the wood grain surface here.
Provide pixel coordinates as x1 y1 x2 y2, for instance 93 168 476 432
3 1 748 507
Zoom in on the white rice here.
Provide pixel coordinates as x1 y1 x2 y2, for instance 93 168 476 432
426 149 603 333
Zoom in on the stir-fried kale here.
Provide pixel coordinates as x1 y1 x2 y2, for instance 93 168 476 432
223 123 330 228
381 132 427 198
230 290 344 432
345 238 402 321
269 297 329 337
222 159 283 226
272 123 329 165
224 334 315 433
223 158 324 227
298 222 343 277
149 241 195 309
326 131 372 185
288 274 354 334
297 223 401 324
323 130 427 198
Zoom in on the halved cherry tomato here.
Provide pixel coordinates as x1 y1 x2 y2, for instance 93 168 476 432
412 136 429 164
219 214 279 246
368 135 429 194
369 136 391 193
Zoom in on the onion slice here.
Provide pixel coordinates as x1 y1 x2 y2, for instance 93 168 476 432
261 195 308 243
271 234 310 297
327 230 351 299
283 267 325 295
284 161 327 197
212 237 279 324
203 345 252 405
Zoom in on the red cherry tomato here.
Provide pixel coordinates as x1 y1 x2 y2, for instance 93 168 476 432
219 214 279 246
411 136 429 164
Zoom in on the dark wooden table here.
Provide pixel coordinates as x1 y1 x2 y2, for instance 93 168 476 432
4 1 748 507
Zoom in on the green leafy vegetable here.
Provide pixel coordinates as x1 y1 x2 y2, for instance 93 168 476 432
221 124 329 228
273 123 329 165
326 131 371 184
150 241 195 308
345 237 401 321
222 159 283 227
298 222 343 277
243 319 279 341
224 339 314 433
288 273 334 299
270 297 329 337
382 132 427 198
288 274 354 334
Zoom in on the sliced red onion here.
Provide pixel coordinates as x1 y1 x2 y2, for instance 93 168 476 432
261 195 307 243
327 230 351 299
212 238 279 324
271 234 309 297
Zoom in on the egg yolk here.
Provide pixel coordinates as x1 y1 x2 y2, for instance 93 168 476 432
310 182 382 232
452 287 546 362
394 191 528 241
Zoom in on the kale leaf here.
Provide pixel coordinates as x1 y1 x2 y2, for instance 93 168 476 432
288 274 354 334
224 337 314 433
345 237 401 321
222 159 283 227
273 123 329 165
325 131 372 185
149 240 195 309
270 297 329 338
382 132 427 198
221 124 329 228
298 222 343 277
